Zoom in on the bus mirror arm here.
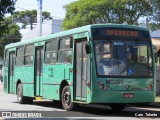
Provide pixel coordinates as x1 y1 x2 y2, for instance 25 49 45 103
85 42 91 54
154 53 158 63
153 45 157 63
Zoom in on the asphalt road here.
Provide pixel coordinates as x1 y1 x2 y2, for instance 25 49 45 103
0 83 160 120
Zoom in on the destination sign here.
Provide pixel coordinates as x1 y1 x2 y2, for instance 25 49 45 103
92 28 149 38
106 29 138 37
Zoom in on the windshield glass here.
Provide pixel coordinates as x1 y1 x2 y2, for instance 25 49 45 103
94 40 153 77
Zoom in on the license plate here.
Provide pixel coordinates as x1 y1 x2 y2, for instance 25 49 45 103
123 93 134 98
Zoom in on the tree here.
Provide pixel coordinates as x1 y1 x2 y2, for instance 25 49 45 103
62 0 152 30
148 0 160 30
13 9 52 30
0 0 17 37
0 22 22 58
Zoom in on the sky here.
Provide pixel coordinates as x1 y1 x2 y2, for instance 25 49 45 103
14 0 77 19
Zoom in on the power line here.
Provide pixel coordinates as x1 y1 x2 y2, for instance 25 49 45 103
14 7 66 20
21 23 62 27
50 16 64 19
42 23 62 26
3 6 64 36
15 6 65 14
19 19 63 26
15 4 63 8
15 6 28 11
14 6 64 19
11 6 64 26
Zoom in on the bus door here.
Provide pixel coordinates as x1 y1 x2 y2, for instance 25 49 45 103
35 47 43 96
9 51 15 93
75 37 89 101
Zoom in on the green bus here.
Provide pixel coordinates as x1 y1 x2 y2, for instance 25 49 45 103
151 37 160 101
3 24 156 111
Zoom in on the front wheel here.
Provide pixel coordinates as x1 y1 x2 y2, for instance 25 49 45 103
17 83 26 104
110 104 126 111
61 86 78 111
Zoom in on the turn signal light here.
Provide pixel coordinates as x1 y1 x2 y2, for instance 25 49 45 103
69 68 73 72
86 81 90 86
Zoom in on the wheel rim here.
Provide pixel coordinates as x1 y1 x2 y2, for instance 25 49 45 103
63 90 70 106
17 87 21 102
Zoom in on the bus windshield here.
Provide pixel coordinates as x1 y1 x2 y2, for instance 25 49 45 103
94 40 153 77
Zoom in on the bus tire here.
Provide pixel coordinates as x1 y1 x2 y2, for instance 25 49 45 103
25 97 33 104
110 104 126 111
61 86 78 111
17 83 26 104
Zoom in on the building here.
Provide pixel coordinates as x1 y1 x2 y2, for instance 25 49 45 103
21 19 63 40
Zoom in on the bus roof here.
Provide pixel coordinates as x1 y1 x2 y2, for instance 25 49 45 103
5 24 149 49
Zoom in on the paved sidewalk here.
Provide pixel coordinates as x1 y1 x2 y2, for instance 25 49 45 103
0 82 3 92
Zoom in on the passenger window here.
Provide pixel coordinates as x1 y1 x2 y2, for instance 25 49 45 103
24 44 34 65
16 46 24 66
4 49 9 67
58 37 72 64
45 39 58 64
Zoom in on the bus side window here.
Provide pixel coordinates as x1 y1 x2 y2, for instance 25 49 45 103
45 39 58 64
24 44 34 65
16 46 24 66
58 37 72 64
4 49 9 67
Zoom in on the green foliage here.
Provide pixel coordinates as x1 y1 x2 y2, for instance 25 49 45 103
62 0 152 30
42 11 52 20
0 0 18 58
148 0 160 30
0 0 16 21
0 22 22 58
13 10 52 30
0 0 17 37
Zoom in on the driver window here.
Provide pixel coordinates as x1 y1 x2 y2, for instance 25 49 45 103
100 43 111 66
112 42 126 65
138 46 148 64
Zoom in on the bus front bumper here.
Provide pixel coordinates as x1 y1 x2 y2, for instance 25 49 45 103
91 91 155 103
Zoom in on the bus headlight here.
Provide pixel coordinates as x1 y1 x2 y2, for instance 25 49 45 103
98 80 111 90
99 84 105 90
99 84 111 90
145 83 153 90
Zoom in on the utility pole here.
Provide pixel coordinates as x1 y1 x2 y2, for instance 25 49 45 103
146 17 149 28
51 18 54 34
37 0 42 37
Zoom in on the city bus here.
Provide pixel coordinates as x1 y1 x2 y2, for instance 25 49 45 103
3 24 156 111
152 37 160 101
